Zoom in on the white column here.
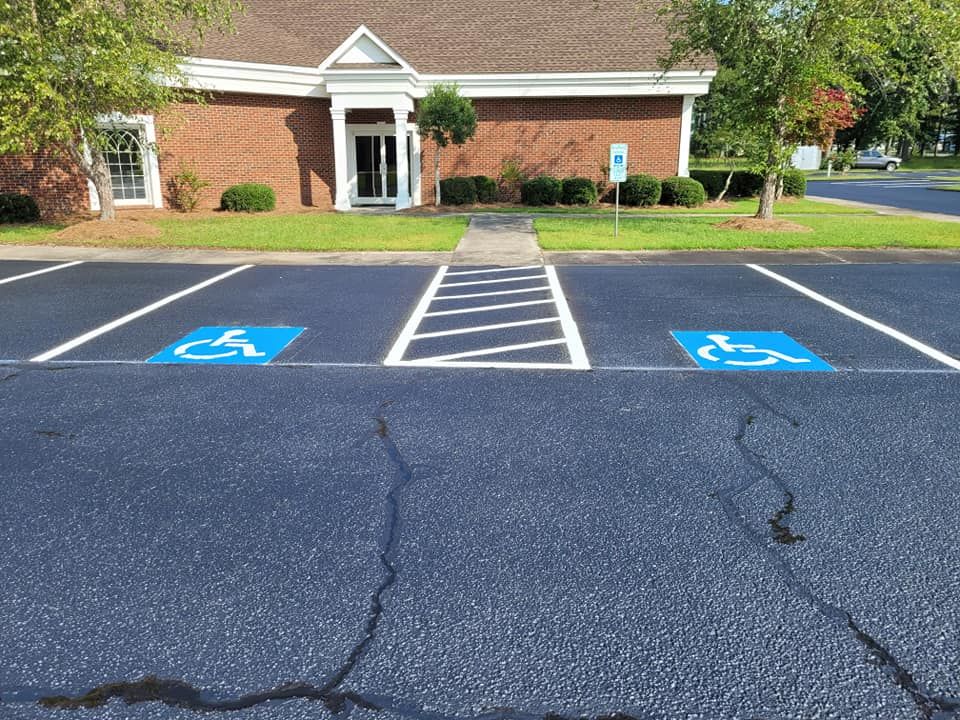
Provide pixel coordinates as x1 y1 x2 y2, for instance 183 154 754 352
677 95 697 177
331 108 351 211
393 109 411 209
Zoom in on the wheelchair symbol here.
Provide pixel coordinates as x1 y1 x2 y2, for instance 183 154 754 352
173 329 266 361
696 333 811 367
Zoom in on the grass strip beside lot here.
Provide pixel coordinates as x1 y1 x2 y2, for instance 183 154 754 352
535 215 960 250
931 184 960 192
473 198 870 216
0 213 468 252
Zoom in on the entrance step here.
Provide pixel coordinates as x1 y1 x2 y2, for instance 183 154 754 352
452 215 543 266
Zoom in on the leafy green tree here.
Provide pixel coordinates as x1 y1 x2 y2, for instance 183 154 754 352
0 0 241 220
416 83 477 205
653 0 960 219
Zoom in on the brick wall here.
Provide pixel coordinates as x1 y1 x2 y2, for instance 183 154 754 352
0 152 88 218
420 96 683 204
1 93 684 216
156 93 335 210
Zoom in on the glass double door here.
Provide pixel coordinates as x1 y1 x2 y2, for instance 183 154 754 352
354 133 411 203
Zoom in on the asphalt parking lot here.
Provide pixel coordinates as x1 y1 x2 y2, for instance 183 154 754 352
2 258 959 720
808 170 960 215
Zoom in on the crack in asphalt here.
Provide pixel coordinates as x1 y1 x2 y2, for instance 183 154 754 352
720 401 960 720
33 402 415 715
767 491 806 545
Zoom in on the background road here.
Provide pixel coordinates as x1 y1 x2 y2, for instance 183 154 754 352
1 259 959 720
807 170 960 215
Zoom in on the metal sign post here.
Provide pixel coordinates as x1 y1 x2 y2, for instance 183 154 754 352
609 143 628 238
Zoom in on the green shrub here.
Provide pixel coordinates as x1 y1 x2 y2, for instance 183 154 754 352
560 176 598 205
730 171 764 197
0 193 40 223
782 169 807 197
689 170 729 199
521 175 561 206
471 175 497 204
661 176 707 207
439 176 477 205
620 174 661 206
169 165 210 212
220 183 276 212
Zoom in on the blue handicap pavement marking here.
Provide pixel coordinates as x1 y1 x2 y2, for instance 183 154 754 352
671 331 835 372
148 326 305 365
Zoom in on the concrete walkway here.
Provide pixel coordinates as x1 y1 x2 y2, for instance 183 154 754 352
450 214 543 266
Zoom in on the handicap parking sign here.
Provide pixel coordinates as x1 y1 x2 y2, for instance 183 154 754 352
148 326 304 365
672 331 834 372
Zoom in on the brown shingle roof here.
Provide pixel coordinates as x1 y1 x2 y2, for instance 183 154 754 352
196 1 710 73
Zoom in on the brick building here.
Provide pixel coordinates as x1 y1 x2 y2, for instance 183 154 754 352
1 1 715 216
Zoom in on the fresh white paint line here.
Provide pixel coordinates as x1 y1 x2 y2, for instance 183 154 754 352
410 316 560 340
444 265 543 276
423 299 555 317
438 274 548 288
30 265 254 362
391 359 579 370
407 338 567 363
544 265 591 370
433 286 552 300
383 265 448 366
0 261 83 286
747 263 960 371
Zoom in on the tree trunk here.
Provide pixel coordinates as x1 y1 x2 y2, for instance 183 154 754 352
434 145 441 206
716 169 734 202
67 137 116 221
756 172 778 221
775 175 784 201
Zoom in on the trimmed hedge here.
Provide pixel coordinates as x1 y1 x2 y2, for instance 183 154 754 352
440 176 478 205
661 176 707 207
220 183 276 212
560 176 598 206
620 174 661 207
782 169 807 197
472 175 497 203
689 170 729 199
521 175 562 206
0 193 40 223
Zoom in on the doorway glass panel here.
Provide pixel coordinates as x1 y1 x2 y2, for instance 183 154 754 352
355 135 382 198
385 136 397 198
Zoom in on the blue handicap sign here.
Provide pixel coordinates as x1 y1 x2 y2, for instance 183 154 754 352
148 326 304 365
614 154 624 164
672 331 834 372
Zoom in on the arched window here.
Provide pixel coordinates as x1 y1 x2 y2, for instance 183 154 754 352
102 128 148 201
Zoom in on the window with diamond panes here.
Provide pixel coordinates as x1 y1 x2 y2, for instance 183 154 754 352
102 128 148 201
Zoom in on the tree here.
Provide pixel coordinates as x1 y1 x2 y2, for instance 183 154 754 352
0 0 241 220
416 83 477 206
652 0 960 220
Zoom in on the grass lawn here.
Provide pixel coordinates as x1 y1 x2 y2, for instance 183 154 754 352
0 213 468 252
474 197 870 216
932 184 960 192
902 156 960 170
535 215 960 251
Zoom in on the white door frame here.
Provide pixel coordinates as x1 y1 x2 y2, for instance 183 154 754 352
345 122 420 207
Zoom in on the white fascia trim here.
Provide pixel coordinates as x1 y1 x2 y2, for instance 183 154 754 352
415 70 716 98
318 25 415 73
180 57 327 97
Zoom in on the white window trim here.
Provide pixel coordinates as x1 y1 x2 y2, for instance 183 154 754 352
88 114 163 211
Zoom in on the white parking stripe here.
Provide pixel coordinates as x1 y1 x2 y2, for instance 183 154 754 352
410 317 560 340
423 299 555 317
439 274 547 288
30 265 254 362
434 286 552 300
444 265 543 276
0 261 83 286
407 338 567 363
747 264 960 371
383 265 448 366
545 266 591 370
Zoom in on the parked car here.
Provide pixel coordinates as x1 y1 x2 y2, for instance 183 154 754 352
854 149 902 171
